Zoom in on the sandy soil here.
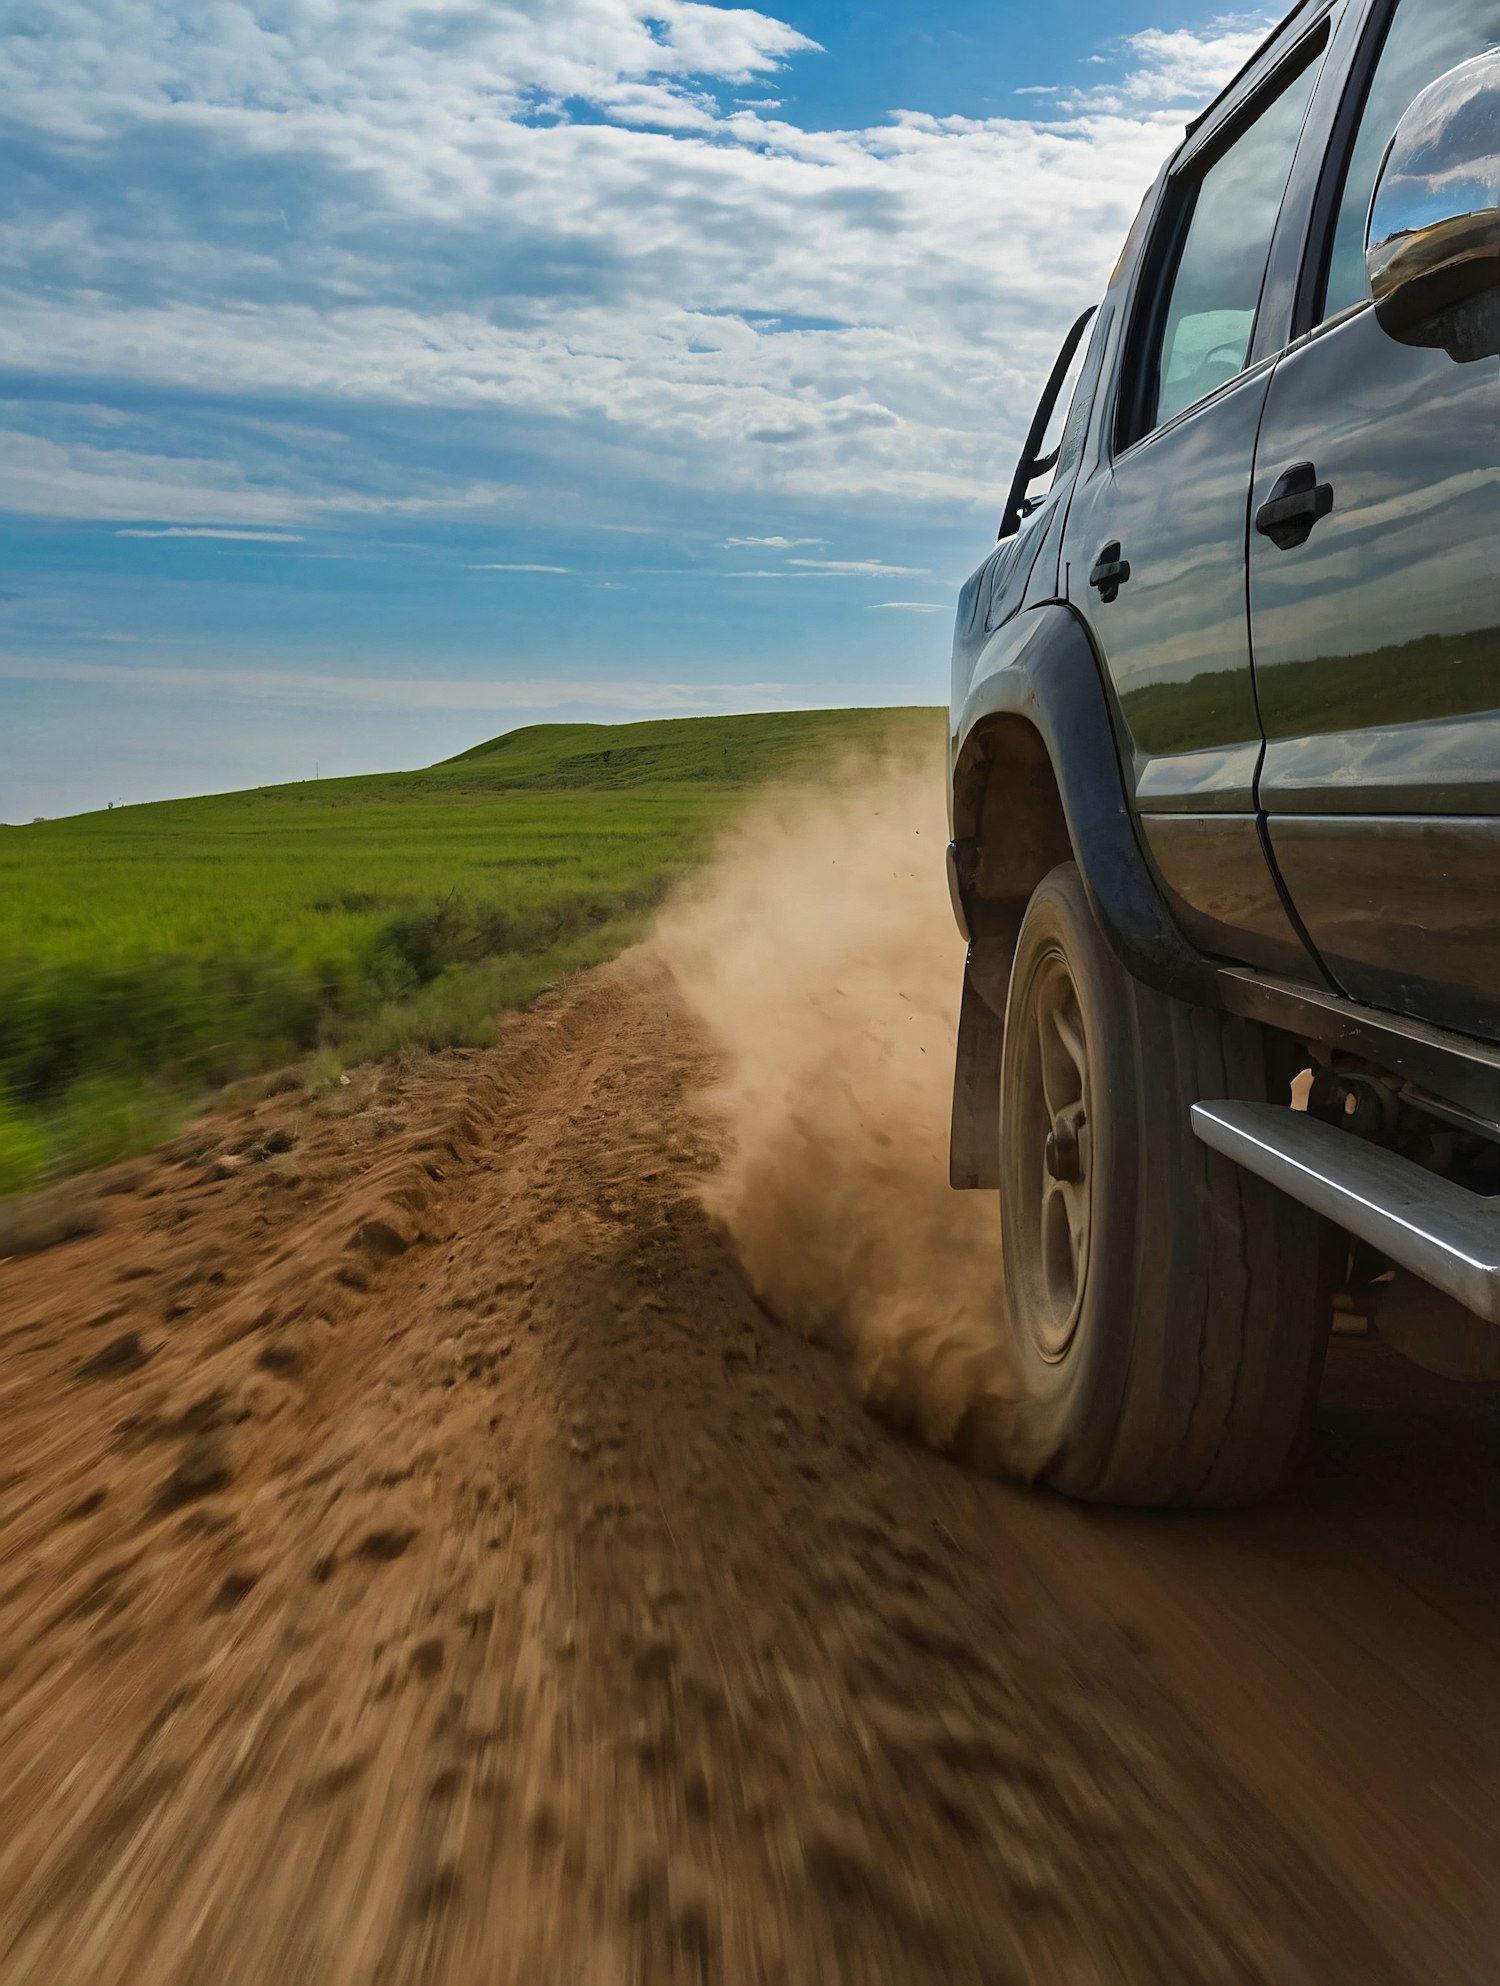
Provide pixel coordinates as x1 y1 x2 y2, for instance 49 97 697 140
1 943 1498 1986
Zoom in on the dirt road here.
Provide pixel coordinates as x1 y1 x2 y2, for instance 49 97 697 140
1 946 1498 1985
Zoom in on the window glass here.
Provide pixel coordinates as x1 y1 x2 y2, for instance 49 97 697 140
1020 308 1106 514
1322 0 1500 321
1147 54 1321 433
1053 303 1112 485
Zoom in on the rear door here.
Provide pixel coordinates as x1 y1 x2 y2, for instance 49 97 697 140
1249 0 1500 1039
1063 20 1329 977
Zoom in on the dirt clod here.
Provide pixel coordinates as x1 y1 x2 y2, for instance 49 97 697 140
159 1432 234 1507
74 1331 151 1380
351 1211 419 1259
353 1515 418 1562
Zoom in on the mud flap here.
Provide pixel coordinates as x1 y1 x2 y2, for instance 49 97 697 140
950 956 1003 1189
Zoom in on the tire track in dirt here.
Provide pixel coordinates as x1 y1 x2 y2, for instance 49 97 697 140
0 948 1496 1984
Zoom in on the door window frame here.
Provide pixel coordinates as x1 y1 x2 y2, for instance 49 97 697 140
1291 0 1430 337
1112 16 1333 457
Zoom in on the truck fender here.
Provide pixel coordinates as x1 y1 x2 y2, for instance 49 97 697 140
948 602 1215 1188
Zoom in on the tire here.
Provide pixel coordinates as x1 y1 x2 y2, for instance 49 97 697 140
995 861 1331 1507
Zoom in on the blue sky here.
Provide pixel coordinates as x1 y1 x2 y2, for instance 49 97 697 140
1 0 1267 819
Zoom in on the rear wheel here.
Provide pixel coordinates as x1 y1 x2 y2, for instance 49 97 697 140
996 862 1331 1506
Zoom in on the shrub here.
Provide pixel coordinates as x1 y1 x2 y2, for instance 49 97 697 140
0 1091 48 1200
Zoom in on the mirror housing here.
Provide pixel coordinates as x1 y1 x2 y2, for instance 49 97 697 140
1365 52 1500 363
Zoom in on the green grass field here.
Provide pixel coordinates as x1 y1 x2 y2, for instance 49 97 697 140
0 707 938 1196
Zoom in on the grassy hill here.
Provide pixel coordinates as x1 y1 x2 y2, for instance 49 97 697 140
0 708 939 1195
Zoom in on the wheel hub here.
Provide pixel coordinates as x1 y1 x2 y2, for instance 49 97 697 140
1044 1122 1081 1183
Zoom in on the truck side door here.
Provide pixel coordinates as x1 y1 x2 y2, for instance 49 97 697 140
1063 20 1329 978
1248 0 1500 1041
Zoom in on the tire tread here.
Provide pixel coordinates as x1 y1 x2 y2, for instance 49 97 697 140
1001 864 1329 1508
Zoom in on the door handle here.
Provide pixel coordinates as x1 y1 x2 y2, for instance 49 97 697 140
1088 541 1131 602
1255 462 1334 550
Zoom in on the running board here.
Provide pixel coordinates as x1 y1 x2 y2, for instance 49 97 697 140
1190 1101 1500 1326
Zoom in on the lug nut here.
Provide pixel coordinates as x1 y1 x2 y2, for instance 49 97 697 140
1045 1125 1081 1183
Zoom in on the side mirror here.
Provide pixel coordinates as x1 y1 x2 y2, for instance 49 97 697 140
1365 51 1500 363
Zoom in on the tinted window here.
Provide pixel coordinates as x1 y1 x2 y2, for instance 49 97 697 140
1022 307 1108 513
1146 53 1321 434
1322 0 1500 321
1053 304 1112 485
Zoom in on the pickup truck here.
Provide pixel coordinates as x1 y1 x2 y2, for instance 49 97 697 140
946 0 1500 1505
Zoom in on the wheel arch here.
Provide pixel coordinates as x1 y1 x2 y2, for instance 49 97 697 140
948 603 1216 1188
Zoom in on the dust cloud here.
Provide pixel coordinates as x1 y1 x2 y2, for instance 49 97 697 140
654 749 1023 1468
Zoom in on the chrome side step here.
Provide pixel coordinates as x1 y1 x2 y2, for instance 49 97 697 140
1190 1100 1500 1326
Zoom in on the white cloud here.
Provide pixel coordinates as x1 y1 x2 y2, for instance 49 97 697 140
788 559 929 577
115 526 306 541
722 534 826 548
467 562 574 573
0 3 1269 521
4 0 818 145
0 657 794 714
0 427 519 524
1102 19 1267 105
727 565 925 580
869 600 948 612
719 556 933 578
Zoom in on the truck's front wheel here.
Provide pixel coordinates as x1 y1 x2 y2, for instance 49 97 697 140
996 862 1330 1506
